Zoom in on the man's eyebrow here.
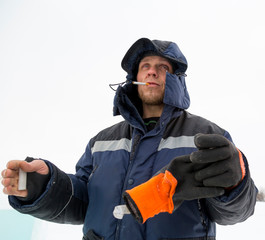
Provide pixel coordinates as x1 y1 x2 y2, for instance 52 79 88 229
139 58 150 63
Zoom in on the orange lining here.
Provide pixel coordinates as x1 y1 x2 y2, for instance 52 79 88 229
226 149 246 190
237 148 246 180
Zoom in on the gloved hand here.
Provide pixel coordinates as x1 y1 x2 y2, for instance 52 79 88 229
190 133 246 188
123 155 224 224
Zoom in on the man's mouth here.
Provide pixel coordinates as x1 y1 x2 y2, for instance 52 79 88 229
147 82 160 86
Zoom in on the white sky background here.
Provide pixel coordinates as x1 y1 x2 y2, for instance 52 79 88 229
0 0 265 239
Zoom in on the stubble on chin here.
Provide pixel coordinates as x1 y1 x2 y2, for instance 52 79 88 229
138 89 164 105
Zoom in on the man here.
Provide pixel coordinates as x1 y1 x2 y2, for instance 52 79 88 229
1 38 257 240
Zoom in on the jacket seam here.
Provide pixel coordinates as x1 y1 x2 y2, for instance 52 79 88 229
49 174 74 220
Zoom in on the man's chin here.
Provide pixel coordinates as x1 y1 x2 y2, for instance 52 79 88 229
141 97 164 106
138 91 165 105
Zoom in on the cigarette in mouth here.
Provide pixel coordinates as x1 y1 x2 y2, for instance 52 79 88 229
132 81 149 85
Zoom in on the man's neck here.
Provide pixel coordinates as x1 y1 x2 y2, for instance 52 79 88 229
142 103 164 118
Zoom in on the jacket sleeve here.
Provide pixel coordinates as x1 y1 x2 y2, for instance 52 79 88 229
204 152 258 225
8 143 93 224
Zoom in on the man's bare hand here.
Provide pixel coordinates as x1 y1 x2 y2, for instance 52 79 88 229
1 160 49 197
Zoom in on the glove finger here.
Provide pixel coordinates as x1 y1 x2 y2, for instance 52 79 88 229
196 186 224 198
155 155 191 177
167 155 193 179
190 147 231 164
194 161 227 181
202 172 237 188
194 133 230 149
171 155 191 163
181 186 224 200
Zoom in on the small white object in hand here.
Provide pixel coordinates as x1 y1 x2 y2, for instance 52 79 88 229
18 168 27 190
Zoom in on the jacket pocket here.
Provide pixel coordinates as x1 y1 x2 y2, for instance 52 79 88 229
83 229 104 240
88 165 98 181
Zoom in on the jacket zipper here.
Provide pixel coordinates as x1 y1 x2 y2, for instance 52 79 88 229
197 199 208 240
115 134 142 240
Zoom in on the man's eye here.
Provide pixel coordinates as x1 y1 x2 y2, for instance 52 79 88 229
140 64 149 69
160 65 169 71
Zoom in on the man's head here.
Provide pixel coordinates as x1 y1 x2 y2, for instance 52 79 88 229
136 54 173 106
113 38 190 118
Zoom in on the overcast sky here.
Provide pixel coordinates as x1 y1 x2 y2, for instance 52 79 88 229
0 0 265 239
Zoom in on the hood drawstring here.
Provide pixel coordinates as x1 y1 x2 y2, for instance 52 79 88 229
109 81 127 91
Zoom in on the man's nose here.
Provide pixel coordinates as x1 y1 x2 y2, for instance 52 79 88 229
147 66 158 78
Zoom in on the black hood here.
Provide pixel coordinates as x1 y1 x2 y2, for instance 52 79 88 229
113 38 190 130
121 38 188 76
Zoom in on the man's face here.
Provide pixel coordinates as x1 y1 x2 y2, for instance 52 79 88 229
136 55 173 106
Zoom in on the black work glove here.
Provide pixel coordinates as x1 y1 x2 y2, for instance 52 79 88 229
190 133 246 188
123 155 224 224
